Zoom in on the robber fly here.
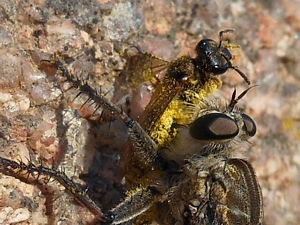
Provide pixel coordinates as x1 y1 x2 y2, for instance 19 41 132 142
0 81 263 224
0 30 263 224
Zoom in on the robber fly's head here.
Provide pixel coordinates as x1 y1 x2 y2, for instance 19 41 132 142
189 111 256 143
189 87 256 143
195 29 250 85
165 87 256 162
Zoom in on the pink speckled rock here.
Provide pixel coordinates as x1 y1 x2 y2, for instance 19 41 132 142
0 0 299 224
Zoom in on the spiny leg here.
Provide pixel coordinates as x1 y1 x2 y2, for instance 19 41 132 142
53 58 173 223
0 156 106 221
51 58 160 164
7 57 164 223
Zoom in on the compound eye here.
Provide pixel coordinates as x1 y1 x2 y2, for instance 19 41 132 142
195 39 215 57
211 64 228 75
189 113 239 141
221 47 232 61
241 113 256 137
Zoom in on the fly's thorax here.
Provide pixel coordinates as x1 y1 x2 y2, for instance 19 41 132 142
167 55 195 82
180 156 263 224
181 168 211 212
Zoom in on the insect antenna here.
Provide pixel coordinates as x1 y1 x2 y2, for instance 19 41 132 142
219 50 251 85
232 65 251 85
227 61 251 85
227 85 258 112
218 29 235 48
218 29 251 85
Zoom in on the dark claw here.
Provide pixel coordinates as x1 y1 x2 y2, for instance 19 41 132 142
103 212 115 224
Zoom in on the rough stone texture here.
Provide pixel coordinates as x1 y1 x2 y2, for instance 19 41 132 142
0 0 299 224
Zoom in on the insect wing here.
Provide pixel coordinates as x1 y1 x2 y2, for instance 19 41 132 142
121 47 169 88
138 72 187 135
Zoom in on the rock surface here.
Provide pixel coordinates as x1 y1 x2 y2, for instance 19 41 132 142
0 0 299 224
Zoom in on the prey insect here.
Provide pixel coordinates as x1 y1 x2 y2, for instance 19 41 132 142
0 30 263 224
